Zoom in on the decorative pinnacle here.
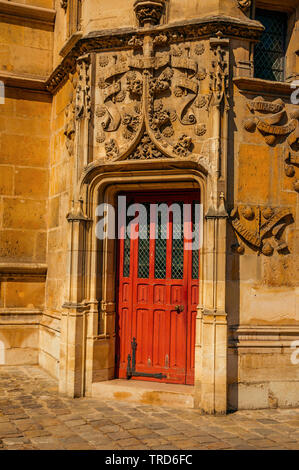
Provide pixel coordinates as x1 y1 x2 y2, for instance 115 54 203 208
218 192 228 217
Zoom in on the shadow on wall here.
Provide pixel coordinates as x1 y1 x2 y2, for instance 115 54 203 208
0 340 5 365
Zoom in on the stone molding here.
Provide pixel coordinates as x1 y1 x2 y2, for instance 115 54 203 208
46 15 263 94
0 0 56 26
233 77 293 96
0 309 42 327
0 71 50 94
229 325 299 348
0 263 48 280
59 31 83 58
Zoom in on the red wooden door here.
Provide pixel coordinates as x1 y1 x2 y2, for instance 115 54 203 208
116 191 200 385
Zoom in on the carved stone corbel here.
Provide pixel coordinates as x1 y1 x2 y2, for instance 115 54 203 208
134 0 166 27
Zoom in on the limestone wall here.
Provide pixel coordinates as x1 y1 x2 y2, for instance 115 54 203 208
40 79 76 379
226 30 299 408
0 8 53 78
0 88 51 365
0 0 299 411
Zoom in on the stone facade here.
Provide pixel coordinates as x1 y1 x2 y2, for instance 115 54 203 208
0 0 298 413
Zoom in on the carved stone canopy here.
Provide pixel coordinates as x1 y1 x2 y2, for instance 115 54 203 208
134 0 166 27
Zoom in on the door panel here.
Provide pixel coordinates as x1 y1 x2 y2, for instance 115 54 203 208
116 191 200 385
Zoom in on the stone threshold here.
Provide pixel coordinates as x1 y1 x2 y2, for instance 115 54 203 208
92 379 194 409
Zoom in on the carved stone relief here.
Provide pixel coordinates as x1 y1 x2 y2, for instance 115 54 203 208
64 55 91 157
76 55 91 121
64 78 76 156
243 96 299 146
209 32 229 109
95 32 209 162
230 205 293 256
126 131 166 159
244 96 299 191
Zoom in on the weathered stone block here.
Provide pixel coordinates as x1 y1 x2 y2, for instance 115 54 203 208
3 198 47 230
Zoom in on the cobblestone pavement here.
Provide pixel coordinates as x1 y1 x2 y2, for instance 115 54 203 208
0 366 299 450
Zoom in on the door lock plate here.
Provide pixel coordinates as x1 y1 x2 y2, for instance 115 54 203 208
175 305 184 313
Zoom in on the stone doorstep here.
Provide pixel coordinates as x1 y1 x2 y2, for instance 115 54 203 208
91 380 194 409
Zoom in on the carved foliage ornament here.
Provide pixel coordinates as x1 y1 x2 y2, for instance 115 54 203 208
127 131 165 160
209 32 229 109
76 55 91 121
64 55 91 156
230 205 293 256
95 34 209 161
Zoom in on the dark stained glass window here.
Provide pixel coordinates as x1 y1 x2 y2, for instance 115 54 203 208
254 9 287 82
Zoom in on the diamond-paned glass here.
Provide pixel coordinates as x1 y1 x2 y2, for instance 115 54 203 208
155 208 167 279
192 201 200 280
171 202 184 280
123 236 131 278
123 203 131 278
138 202 150 279
254 9 287 82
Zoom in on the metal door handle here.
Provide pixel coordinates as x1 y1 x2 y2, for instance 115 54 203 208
175 305 184 313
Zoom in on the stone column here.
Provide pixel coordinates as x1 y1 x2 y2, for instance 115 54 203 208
199 195 228 414
59 200 91 397
196 32 230 414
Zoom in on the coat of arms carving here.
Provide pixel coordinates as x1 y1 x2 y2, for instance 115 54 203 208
94 33 208 162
